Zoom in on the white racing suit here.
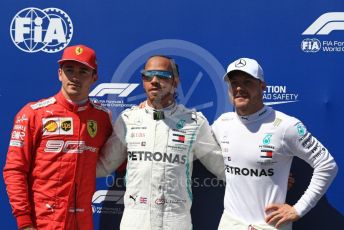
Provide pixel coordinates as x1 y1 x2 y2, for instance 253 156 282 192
97 104 225 230
212 106 338 230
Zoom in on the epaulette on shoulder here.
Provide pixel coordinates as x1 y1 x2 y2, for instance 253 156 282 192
30 97 56 110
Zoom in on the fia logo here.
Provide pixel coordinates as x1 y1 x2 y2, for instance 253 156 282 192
301 38 321 52
10 7 73 53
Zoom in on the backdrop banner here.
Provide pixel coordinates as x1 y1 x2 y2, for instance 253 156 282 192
1 1 343 229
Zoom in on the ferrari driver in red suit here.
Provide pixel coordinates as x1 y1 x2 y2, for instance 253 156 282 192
3 45 112 230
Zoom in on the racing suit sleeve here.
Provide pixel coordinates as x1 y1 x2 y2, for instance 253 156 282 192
97 114 127 177
3 105 37 229
193 114 225 180
283 120 338 217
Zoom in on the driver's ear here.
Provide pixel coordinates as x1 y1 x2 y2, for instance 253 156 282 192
92 71 98 83
173 77 180 88
58 68 63 82
261 81 266 91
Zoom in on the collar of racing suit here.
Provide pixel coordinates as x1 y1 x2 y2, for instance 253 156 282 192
144 101 178 118
55 91 91 113
236 105 272 124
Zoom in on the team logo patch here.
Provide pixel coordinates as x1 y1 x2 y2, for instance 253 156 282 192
176 119 185 129
235 58 246 67
87 120 97 138
262 134 272 145
296 123 306 136
75 46 83 55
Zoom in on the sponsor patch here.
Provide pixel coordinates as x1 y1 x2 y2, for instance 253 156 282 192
42 117 73 135
128 151 187 164
9 140 24 147
225 165 274 177
172 134 185 143
13 124 26 132
44 120 58 132
61 120 72 131
44 140 98 153
11 130 25 140
155 198 186 205
260 150 273 159
31 97 56 110
129 195 137 202
15 114 28 124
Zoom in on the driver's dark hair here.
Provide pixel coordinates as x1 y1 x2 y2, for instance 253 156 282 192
145 55 179 78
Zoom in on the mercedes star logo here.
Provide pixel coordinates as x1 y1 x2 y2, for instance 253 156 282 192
235 59 246 67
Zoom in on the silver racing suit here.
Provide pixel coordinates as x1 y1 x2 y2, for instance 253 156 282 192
97 104 225 230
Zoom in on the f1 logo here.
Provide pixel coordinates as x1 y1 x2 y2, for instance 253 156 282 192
303 12 344 35
92 190 124 204
89 83 139 97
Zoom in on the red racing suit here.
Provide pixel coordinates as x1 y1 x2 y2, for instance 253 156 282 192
3 91 112 230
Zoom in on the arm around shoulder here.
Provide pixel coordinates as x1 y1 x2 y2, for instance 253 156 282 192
194 112 225 180
97 114 128 177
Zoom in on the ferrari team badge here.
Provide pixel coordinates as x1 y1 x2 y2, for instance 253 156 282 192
75 46 83 55
87 120 97 138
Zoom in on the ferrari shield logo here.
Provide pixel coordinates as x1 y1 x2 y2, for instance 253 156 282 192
87 120 97 138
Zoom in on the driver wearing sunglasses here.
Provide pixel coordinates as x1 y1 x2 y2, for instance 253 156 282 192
97 55 225 230
140 56 180 109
